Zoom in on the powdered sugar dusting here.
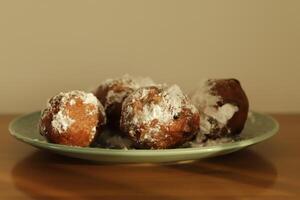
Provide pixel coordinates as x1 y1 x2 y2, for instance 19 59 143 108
42 90 104 134
129 85 184 125
190 79 220 112
106 90 128 105
83 92 101 106
89 126 97 142
191 79 239 135
61 90 100 107
205 104 238 124
69 99 76 106
122 84 197 143
164 85 184 117
99 74 156 109
102 75 137 108
51 110 75 133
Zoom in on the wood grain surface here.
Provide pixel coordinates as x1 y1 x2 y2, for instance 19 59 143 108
1 114 299 199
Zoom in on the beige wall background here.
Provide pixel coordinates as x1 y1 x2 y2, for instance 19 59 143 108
0 0 299 114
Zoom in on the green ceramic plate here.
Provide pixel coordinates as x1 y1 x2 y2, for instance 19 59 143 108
9 111 278 163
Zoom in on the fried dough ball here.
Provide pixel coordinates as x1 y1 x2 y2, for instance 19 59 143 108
190 79 249 139
120 85 200 149
94 75 155 128
39 91 106 147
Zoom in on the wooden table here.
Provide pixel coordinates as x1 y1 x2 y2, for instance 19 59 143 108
1 114 299 199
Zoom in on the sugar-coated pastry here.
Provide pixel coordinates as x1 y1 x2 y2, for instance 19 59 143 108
120 85 200 149
39 90 106 147
190 79 249 139
94 75 155 128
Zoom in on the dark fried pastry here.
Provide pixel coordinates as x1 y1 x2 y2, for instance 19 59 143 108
191 79 249 139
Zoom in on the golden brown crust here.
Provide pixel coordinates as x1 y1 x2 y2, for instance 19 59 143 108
39 91 106 147
120 85 200 149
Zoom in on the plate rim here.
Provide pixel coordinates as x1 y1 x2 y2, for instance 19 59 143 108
8 111 279 156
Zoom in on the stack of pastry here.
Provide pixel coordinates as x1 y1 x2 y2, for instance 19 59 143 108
39 75 249 149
